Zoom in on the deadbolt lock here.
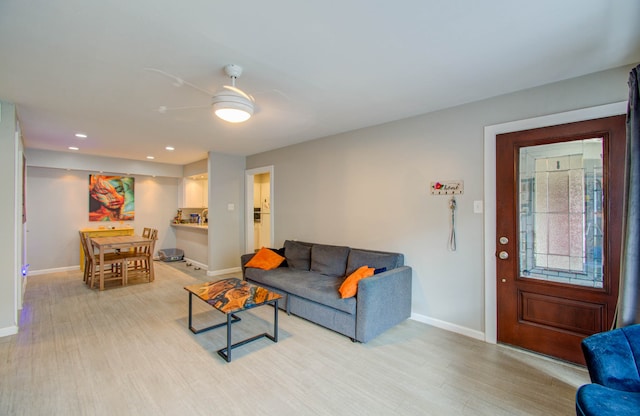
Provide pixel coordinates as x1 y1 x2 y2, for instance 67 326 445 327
499 236 509 245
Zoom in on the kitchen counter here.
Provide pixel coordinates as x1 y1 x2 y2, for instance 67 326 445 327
171 223 208 230
172 222 208 267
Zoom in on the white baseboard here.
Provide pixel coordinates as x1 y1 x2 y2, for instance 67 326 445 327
206 266 242 277
29 266 79 276
410 313 486 341
176 258 241 277
179 257 207 271
30 263 242 278
0 325 18 338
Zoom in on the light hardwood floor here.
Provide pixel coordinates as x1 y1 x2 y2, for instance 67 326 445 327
0 262 589 415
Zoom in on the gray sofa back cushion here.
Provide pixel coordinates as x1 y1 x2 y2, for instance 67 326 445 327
284 240 312 270
310 244 351 277
346 249 404 276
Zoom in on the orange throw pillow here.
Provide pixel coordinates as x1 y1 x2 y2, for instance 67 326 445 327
245 247 285 270
339 265 375 299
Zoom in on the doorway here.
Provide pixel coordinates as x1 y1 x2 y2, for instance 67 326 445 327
495 115 625 364
245 166 274 253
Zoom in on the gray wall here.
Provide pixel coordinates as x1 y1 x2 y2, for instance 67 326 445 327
25 162 180 271
247 64 635 334
207 152 245 271
0 101 19 334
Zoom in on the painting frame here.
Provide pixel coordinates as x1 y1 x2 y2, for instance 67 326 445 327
88 174 135 221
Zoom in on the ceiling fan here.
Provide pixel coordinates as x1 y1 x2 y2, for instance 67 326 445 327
146 64 256 123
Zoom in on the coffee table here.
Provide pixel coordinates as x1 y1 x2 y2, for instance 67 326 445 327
184 278 281 362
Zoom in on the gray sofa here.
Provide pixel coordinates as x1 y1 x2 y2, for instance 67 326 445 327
241 240 412 343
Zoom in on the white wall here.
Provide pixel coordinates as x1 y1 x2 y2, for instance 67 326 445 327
25 165 180 271
247 64 636 336
0 101 20 336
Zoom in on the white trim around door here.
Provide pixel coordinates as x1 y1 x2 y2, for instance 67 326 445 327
245 165 275 253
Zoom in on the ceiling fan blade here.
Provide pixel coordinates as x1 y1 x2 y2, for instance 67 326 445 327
144 67 213 96
156 104 210 113
223 85 255 102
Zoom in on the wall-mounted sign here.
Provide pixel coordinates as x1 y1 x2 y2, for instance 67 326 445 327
430 180 464 195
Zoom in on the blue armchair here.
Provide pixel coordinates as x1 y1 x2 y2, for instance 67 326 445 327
576 324 640 415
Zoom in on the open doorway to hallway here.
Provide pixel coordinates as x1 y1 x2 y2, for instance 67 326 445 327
245 166 274 253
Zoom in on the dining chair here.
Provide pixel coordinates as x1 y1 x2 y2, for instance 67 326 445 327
79 231 92 283
79 230 121 283
84 234 127 289
124 232 156 284
131 227 154 269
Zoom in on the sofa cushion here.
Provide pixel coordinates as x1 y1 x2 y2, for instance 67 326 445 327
339 266 375 298
245 267 356 315
311 244 350 277
284 240 312 270
245 267 298 290
245 247 285 270
346 249 403 276
269 247 288 267
285 272 357 315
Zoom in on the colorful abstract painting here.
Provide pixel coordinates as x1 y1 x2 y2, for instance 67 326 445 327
89 175 135 221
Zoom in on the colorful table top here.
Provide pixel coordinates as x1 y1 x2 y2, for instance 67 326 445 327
184 278 281 314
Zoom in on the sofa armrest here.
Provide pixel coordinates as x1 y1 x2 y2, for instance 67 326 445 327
355 266 412 343
581 324 640 392
240 253 255 277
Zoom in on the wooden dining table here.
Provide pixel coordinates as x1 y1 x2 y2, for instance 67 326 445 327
90 234 155 290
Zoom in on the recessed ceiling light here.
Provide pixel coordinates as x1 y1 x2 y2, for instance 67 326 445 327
68 146 79 150
75 133 87 138
146 156 155 160
165 146 175 151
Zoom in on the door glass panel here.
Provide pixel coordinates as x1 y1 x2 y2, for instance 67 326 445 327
518 138 603 287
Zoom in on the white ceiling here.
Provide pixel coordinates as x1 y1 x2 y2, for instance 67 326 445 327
1 1 639 165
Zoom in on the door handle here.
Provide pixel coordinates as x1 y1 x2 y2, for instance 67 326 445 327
498 251 509 260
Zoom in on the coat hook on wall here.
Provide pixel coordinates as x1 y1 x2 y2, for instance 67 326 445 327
448 196 457 251
430 179 463 251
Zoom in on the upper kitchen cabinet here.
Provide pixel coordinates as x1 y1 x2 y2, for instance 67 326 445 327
180 159 208 208
182 176 208 208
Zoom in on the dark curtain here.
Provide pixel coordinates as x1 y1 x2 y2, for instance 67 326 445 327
618 64 640 327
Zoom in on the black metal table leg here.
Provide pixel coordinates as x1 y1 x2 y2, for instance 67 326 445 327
226 312 232 362
216 299 279 362
188 292 193 330
188 292 241 334
273 299 279 342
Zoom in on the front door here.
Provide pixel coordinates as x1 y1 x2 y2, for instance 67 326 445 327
496 115 625 364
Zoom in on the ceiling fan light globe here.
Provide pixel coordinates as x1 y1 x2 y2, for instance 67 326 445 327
211 91 254 123
214 107 252 123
